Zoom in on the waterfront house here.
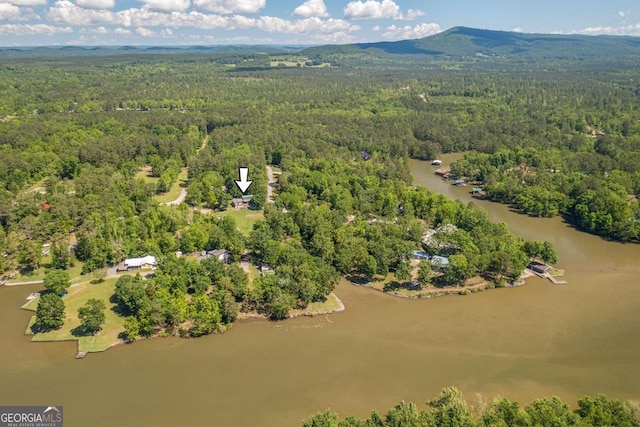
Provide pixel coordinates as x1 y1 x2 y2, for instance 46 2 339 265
528 262 552 275
431 159 442 165
471 187 483 194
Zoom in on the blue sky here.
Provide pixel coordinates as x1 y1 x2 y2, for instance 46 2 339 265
0 0 638 46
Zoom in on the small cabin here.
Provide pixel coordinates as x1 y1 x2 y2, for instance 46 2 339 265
412 250 430 260
207 249 229 262
471 187 483 194
231 198 245 208
453 179 466 186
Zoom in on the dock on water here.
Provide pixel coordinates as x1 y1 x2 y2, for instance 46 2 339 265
75 351 88 359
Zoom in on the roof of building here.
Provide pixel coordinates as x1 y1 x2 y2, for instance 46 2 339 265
124 255 156 267
209 249 227 257
413 250 430 259
431 255 450 267
242 194 254 202
231 198 244 204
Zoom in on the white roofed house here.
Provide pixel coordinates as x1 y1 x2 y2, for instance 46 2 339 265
116 255 157 272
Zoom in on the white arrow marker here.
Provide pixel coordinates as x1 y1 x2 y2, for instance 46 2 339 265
234 167 253 194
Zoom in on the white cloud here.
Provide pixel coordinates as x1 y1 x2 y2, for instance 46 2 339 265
114 27 131 35
75 0 114 9
382 22 441 40
79 25 106 33
135 26 154 36
138 0 189 12
344 0 400 20
512 26 522 32
293 0 328 18
404 9 424 20
4 0 45 5
47 0 115 24
191 0 264 14
0 23 73 34
160 27 171 36
618 11 625 17
573 23 640 36
255 16 356 34
343 0 422 21
46 2 359 39
372 24 380 31
0 2 21 20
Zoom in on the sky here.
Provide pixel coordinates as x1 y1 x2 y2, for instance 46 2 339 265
0 0 639 46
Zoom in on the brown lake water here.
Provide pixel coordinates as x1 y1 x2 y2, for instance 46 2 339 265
0 154 639 426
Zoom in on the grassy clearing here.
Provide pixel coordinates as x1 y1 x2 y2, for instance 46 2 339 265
6 259 91 285
363 273 487 298
217 209 264 236
134 167 159 184
154 168 188 204
25 278 125 353
238 292 344 320
289 293 344 318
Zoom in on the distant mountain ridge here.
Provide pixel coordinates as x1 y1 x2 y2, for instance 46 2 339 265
303 26 640 60
2 26 639 61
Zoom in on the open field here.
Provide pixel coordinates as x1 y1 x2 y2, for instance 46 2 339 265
24 278 125 352
217 209 264 236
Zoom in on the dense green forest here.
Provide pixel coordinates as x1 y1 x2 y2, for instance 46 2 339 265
2 47 639 338
301 387 640 427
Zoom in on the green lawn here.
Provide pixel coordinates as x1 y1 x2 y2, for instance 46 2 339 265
289 293 344 317
25 278 126 353
134 168 159 184
218 209 264 236
154 168 188 204
7 260 90 285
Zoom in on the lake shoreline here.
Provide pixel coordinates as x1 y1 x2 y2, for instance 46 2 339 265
24 291 346 358
349 269 535 300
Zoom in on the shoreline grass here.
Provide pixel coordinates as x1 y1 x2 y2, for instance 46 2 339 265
24 278 125 353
